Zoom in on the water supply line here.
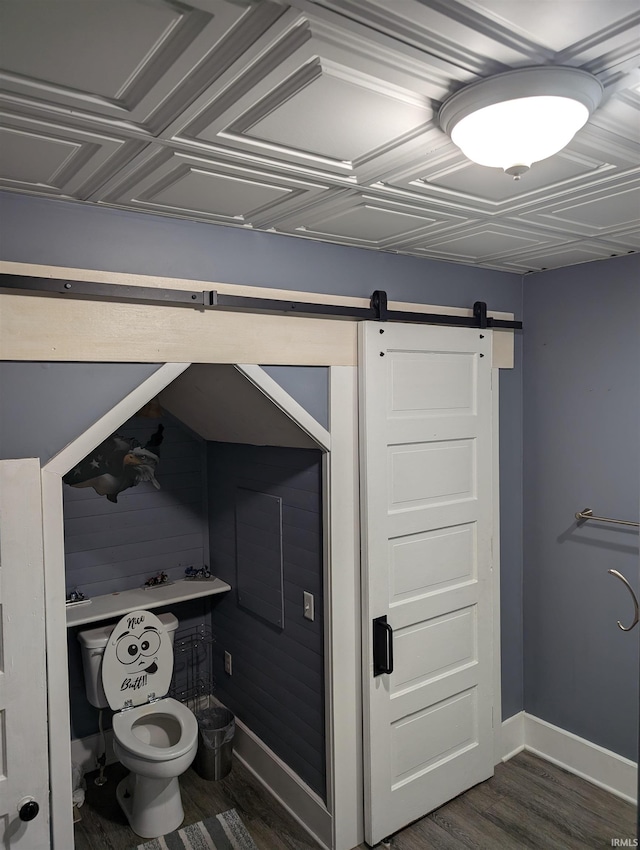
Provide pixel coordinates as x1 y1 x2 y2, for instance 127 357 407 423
94 709 108 787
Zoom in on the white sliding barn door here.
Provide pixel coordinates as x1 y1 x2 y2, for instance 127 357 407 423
0 460 50 848
359 322 495 845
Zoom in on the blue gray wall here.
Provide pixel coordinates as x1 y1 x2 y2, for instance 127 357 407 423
0 361 161 464
207 442 325 798
0 190 525 720
260 366 329 431
523 253 640 760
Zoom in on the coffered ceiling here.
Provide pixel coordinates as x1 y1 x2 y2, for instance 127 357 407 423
0 0 638 272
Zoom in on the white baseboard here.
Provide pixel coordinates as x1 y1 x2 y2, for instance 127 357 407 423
233 719 332 850
499 711 637 804
499 711 525 762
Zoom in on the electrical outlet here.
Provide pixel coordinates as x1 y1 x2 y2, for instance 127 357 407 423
224 651 232 676
303 591 315 621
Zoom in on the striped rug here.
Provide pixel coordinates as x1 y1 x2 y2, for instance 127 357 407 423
135 809 259 850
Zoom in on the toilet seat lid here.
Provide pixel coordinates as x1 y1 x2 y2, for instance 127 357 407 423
101 609 174 711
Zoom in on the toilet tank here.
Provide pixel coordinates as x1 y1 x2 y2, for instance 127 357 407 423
77 612 179 709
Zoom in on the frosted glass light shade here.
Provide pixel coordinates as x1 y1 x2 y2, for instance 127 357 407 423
439 67 603 177
451 96 589 171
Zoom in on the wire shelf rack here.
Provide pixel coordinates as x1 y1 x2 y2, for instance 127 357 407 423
170 622 215 708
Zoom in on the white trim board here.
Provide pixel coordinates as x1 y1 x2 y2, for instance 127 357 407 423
491 370 503 767
325 367 363 850
236 364 330 450
41 362 342 849
232 720 332 850
0 261 514 368
499 712 637 804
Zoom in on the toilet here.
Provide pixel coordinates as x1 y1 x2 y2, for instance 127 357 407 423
78 610 198 838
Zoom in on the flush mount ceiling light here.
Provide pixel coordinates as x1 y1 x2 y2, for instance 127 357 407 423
439 67 603 179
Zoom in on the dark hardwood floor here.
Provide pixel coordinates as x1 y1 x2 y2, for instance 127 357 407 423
73 751 635 850
355 751 636 850
73 757 320 850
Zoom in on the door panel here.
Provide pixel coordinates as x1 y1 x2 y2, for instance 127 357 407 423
360 323 494 845
389 523 476 601
0 460 50 849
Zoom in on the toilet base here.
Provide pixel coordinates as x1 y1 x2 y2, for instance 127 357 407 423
116 771 185 839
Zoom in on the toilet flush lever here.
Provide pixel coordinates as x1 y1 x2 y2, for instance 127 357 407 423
608 569 639 631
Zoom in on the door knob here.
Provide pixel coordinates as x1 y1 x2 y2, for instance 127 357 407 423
18 798 39 822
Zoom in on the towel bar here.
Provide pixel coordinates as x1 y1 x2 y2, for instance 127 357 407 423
575 508 639 528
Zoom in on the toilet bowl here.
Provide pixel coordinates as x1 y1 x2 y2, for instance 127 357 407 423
78 609 198 839
112 697 198 837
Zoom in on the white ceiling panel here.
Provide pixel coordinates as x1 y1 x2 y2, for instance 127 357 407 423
271 191 466 248
420 154 608 206
459 0 640 56
0 0 283 128
503 241 629 273
0 0 638 271
98 147 332 226
168 7 452 181
145 168 291 217
0 112 143 198
237 67 429 163
405 222 556 264
1 0 182 99
590 90 640 140
310 0 543 73
519 174 640 236
373 145 614 215
600 226 640 251
0 128 80 187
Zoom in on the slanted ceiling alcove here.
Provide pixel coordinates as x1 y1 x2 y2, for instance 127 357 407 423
64 360 330 806
158 364 324 449
63 362 328 612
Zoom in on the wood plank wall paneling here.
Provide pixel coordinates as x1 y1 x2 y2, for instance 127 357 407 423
207 442 325 800
65 415 209 740
236 488 285 628
63 416 207 598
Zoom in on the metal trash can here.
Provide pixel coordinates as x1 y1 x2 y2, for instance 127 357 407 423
193 706 235 780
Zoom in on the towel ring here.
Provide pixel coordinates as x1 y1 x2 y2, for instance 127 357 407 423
608 569 639 631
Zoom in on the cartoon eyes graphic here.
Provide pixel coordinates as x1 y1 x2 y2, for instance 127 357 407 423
115 629 161 664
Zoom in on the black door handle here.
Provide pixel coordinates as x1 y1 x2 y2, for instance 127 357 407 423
373 615 394 676
19 799 39 822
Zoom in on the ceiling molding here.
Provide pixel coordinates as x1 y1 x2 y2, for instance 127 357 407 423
0 0 638 271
